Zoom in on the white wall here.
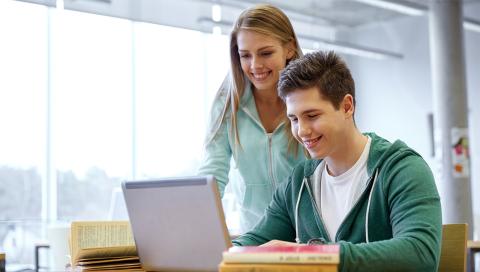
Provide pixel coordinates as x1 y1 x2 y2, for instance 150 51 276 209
339 11 480 239
465 19 480 239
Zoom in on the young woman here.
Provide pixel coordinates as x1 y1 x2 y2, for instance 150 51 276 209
198 4 306 232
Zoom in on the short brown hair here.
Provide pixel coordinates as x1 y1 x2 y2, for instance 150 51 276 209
278 51 355 110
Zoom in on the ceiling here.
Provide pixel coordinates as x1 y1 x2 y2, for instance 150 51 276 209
21 0 480 30
17 0 480 59
227 0 408 28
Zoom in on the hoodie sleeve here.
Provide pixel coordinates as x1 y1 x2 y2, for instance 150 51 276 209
339 155 442 272
197 98 231 197
232 177 297 246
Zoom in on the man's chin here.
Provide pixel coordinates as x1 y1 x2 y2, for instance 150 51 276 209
308 151 322 160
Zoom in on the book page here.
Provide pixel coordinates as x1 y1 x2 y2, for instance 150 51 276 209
72 221 135 249
70 221 136 264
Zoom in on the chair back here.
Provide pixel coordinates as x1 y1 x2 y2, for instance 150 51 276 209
438 223 468 272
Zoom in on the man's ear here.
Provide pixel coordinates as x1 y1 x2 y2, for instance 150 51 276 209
342 94 355 118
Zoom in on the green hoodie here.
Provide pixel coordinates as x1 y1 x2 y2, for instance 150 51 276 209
233 133 442 272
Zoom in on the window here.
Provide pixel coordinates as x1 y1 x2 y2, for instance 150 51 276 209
50 9 133 221
134 23 229 178
134 23 206 178
0 1 231 266
0 0 48 265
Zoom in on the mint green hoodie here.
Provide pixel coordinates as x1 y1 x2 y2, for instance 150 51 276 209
233 133 442 272
198 84 306 231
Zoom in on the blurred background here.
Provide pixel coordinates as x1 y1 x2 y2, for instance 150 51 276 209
0 0 479 270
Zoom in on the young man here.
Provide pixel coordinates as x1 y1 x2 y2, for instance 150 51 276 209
232 51 442 271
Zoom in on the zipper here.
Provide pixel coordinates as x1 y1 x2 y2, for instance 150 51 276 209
267 134 277 189
243 106 284 190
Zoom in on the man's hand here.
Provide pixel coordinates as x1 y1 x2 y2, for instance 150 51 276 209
260 240 302 247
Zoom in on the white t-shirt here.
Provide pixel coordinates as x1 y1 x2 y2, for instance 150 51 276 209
313 136 371 241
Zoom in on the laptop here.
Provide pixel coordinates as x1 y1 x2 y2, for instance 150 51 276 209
122 176 232 272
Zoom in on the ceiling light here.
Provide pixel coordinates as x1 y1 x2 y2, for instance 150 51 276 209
464 18 480 33
352 0 427 16
56 0 64 10
298 34 403 60
211 4 221 22
212 26 222 35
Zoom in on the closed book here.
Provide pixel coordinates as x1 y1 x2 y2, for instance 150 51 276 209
219 262 338 272
223 245 339 264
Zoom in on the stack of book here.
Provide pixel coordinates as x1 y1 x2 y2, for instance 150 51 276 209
219 244 340 272
0 252 5 272
68 221 145 272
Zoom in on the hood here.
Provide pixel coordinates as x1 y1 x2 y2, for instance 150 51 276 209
302 132 421 178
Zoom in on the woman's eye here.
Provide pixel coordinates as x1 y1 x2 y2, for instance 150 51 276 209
240 54 250 58
261 51 273 56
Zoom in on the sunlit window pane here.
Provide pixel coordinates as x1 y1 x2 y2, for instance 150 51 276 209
50 10 132 220
0 0 47 265
134 23 207 178
202 33 230 114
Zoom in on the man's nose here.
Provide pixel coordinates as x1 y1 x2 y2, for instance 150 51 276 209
297 120 311 137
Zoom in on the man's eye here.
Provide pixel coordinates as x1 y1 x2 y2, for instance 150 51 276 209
307 114 318 119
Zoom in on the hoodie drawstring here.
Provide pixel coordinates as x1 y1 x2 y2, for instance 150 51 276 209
365 169 379 243
295 168 379 244
295 178 306 243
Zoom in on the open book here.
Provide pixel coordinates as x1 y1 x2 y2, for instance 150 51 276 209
69 221 144 271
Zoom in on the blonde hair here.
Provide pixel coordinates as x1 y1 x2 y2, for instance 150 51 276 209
207 4 303 155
